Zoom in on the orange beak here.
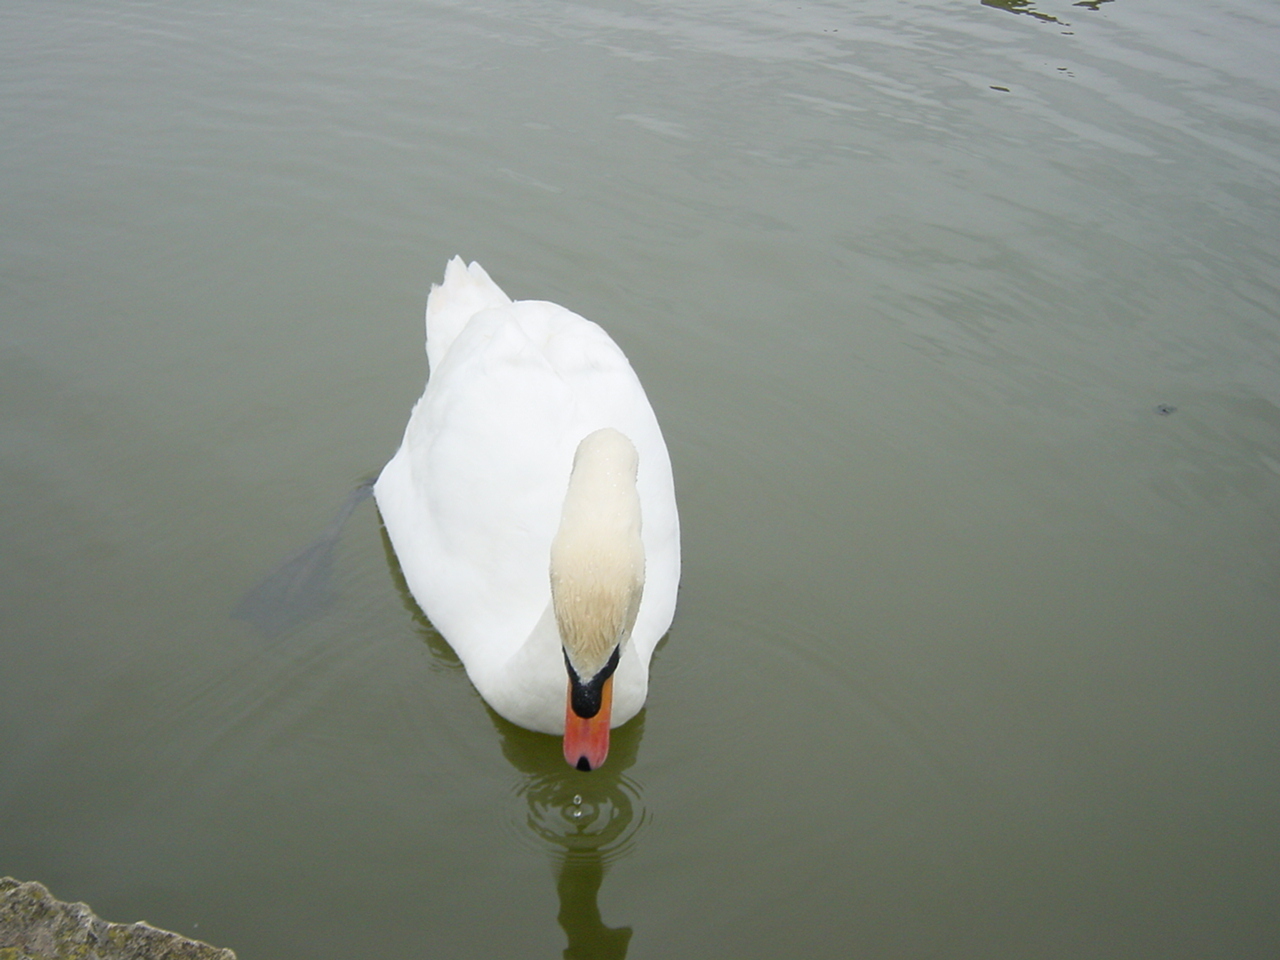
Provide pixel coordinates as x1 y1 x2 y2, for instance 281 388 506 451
563 674 613 771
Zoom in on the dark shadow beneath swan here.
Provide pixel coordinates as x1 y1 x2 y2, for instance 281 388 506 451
556 856 633 960
376 498 657 959
233 477 375 637
493 713 643 960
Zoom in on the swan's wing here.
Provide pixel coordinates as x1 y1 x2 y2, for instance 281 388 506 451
377 300 677 669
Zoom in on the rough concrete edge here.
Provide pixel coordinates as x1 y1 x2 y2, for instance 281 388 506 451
0 878 236 960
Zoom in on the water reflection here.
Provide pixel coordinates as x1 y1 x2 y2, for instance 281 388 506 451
380 518 645 958
233 478 375 637
981 0 1067 23
496 716 646 959
980 0 1114 25
244 502 644 955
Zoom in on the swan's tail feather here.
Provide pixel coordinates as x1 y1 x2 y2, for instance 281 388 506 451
425 257 512 373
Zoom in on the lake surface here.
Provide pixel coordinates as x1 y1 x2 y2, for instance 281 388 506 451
2 1 1278 957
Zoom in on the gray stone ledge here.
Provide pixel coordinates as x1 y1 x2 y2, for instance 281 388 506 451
0 878 235 960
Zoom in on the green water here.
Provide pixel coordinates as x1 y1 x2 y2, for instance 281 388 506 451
2 1 1278 956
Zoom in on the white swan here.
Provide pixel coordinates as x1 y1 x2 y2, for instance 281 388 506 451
375 258 680 770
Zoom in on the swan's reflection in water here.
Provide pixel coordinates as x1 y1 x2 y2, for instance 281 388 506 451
493 711 647 960
244 503 649 956
379 522 646 958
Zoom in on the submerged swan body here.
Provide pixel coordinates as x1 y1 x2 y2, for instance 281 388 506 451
375 258 680 769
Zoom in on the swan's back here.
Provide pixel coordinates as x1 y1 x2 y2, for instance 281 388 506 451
374 259 679 731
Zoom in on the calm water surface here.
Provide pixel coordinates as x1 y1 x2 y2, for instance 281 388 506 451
2 1 1278 957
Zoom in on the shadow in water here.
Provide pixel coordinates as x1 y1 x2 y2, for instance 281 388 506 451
493 713 646 960
981 0 1065 23
377 503 652 958
239 476 652 957
233 477 376 636
980 0 1114 26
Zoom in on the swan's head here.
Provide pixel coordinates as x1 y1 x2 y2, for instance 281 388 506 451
550 428 644 771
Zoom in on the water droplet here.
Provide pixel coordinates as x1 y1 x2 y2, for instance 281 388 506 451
572 794 582 806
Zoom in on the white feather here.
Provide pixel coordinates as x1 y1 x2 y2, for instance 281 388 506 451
375 258 680 734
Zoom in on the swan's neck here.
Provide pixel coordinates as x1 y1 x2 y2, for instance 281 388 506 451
550 429 645 685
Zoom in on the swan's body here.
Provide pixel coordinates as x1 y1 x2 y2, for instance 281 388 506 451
375 258 679 768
